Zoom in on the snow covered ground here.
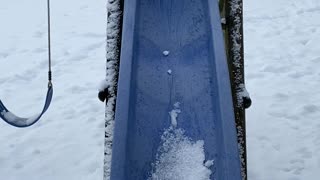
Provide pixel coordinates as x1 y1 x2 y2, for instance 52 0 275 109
245 0 320 179
1 0 320 180
0 0 106 179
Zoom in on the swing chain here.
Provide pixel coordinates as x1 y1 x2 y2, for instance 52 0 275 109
47 0 52 87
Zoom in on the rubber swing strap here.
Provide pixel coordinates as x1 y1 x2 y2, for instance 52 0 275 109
0 86 53 128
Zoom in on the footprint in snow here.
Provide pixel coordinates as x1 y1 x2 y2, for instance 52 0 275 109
297 147 313 159
0 52 9 58
69 54 88 62
13 163 24 169
299 39 309 46
33 31 45 38
288 72 306 79
82 33 105 38
282 159 305 175
32 149 41 155
86 41 104 51
301 104 319 114
69 85 86 93
32 47 46 54
273 93 289 101
262 65 289 74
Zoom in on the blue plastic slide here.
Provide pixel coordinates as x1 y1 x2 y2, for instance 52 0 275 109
110 0 242 179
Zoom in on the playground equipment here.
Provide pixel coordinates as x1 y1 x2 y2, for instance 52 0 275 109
0 0 53 128
105 0 252 179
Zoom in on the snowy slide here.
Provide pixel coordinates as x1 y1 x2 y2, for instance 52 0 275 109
110 0 242 179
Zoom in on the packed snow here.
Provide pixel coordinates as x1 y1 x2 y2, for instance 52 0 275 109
149 103 213 180
168 102 181 128
98 79 109 92
104 0 123 178
149 128 213 180
0 110 40 126
236 83 250 107
162 50 170 56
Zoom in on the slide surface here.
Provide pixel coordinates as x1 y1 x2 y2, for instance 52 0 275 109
111 0 242 179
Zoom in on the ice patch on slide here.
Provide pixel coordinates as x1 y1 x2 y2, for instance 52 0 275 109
149 102 214 180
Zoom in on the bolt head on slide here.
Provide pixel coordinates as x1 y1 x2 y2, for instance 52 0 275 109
98 89 110 102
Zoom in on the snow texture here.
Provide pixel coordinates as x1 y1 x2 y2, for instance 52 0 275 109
229 0 245 109
150 128 213 180
150 102 213 180
237 84 250 99
1 110 40 126
245 0 320 179
236 83 250 106
0 0 106 179
99 79 109 91
104 0 122 179
204 160 214 168
228 1 247 179
162 50 170 56
221 17 226 25
169 103 181 128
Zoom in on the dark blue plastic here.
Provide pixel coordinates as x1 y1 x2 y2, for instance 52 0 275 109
111 0 242 179
0 85 53 128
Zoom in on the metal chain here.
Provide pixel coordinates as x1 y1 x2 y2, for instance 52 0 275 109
47 0 52 87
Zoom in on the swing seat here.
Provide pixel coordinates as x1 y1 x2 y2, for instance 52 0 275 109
0 0 54 128
0 86 53 128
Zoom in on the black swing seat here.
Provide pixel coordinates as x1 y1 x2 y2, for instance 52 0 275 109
0 85 53 128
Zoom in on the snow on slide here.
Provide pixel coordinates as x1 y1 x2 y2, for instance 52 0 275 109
110 0 241 179
150 102 214 180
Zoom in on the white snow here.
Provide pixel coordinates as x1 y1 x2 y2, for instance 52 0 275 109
150 127 213 180
221 18 226 25
150 103 213 180
0 0 106 180
237 84 250 99
245 0 320 179
236 83 250 107
1 110 41 126
204 160 214 168
162 50 170 56
229 0 244 90
169 102 181 128
104 0 123 179
99 79 109 92
174 102 180 108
